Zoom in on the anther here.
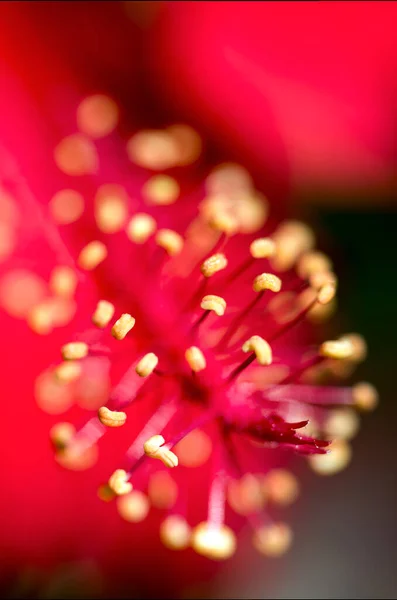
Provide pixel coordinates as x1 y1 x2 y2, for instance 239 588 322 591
201 253 228 278
317 282 337 305
308 439 352 475
111 314 135 340
265 469 300 506
242 336 272 365
185 346 206 372
250 238 276 259
339 333 367 362
320 339 354 360
98 406 127 428
49 266 78 298
253 273 282 293
135 353 159 377
77 241 107 271
126 213 156 244
253 522 293 557
143 434 178 468
208 211 239 236
54 361 82 384
352 382 378 412
92 300 115 328
117 491 150 523
61 342 89 361
108 469 132 495
200 295 227 316
191 522 236 560
297 250 332 280
50 422 76 451
155 229 184 256
143 174 180 206
160 515 191 551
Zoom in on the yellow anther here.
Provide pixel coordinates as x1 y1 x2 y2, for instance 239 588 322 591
185 346 206 372
308 439 352 475
317 282 337 305
98 406 127 428
92 300 115 328
271 221 315 271
50 422 76 451
191 522 236 560
135 352 159 377
143 174 180 206
208 211 239 236
250 237 276 259
160 515 192 551
201 253 228 278
242 336 272 365
200 295 227 316
117 491 150 523
339 333 367 362
50 189 84 225
61 342 88 361
77 240 107 271
309 270 337 291
320 339 354 360
155 229 184 256
126 213 156 244
297 251 333 280
94 186 128 234
253 523 293 557
227 474 266 516
265 469 300 507
252 273 282 293
323 408 360 441
97 484 116 503
127 129 180 170
111 313 135 340
49 266 78 298
148 471 178 509
352 382 378 412
108 469 132 496
27 302 54 335
143 435 178 468
54 361 82 384
77 94 119 139
174 429 212 468
55 442 98 471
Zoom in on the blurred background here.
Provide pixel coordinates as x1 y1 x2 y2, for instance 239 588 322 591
0 2 396 598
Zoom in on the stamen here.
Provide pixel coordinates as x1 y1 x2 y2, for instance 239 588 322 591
155 229 184 256
201 253 228 277
77 241 107 271
143 174 180 206
98 406 127 428
111 313 135 340
185 346 206 372
242 336 272 365
108 469 133 495
94 185 128 233
271 220 315 272
317 282 336 305
264 469 299 506
253 273 282 293
339 334 367 362
323 408 360 441
117 491 150 523
54 361 82 384
200 295 227 316
61 342 89 361
92 300 115 328
143 434 179 468
227 474 266 515
208 211 239 236
50 422 76 451
297 250 332 280
250 237 276 259
253 522 293 557
135 353 159 377
308 439 352 475
126 213 157 244
191 521 236 560
320 339 354 360
160 515 191 551
352 382 378 411
49 266 78 298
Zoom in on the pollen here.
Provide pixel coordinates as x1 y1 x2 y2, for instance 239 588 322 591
126 213 157 244
92 300 115 329
160 515 191 551
174 429 212 468
253 522 293 557
108 469 132 496
320 339 354 360
50 422 76 451
191 522 236 560
49 190 84 225
297 251 333 280
250 237 276 259
94 185 128 233
77 241 108 271
155 229 184 256
111 313 135 340
308 439 352 476
54 361 82 384
135 353 159 377
323 408 360 441
77 94 119 139
265 469 300 507
143 174 180 206
127 129 180 171
242 336 272 366
98 406 127 428
201 253 228 277
317 282 337 305
143 435 178 468
49 266 78 298
253 273 282 293
339 333 367 363
54 134 98 176
352 382 379 412
117 491 150 523
208 211 239 236
185 346 207 372
61 342 89 361
271 221 315 272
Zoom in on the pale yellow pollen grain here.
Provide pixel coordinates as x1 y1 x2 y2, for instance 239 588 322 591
253 523 293 557
201 253 228 278
320 339 354 360
143 434 178 468
309 270 337 291
111 313 135 340
200 294 227 316
94 185 128 233
271 221 315 272
208 210 239 236
297 251 333 280
61 341 89 361
166 123 202 166
49 266 78 298
142 174 180 206
27 302 55 335
92 300 115 328
50 422 76 451
339 333 367 363
253 273 282 293
155 229 184 256
148 470 178 509
0 270 47 318
323 408 360 441
49 189 85 225
242 336 272 366
174 429 212 468
308 439 352 475
264 469 300 507
205 163 253 196
135 352 159 377
126 129 180 170
317 282 337 305
98 406 127 428
54 361 82 384
191 522 237 560
126 213 157 244
108 469 133 496
54 134 98 176
185 346 206 372
77 240 107 271
352 382 379 412
117 490 150 523
76 94 119 139
250 237 276 260
160 515 191 550
227 474 266 516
